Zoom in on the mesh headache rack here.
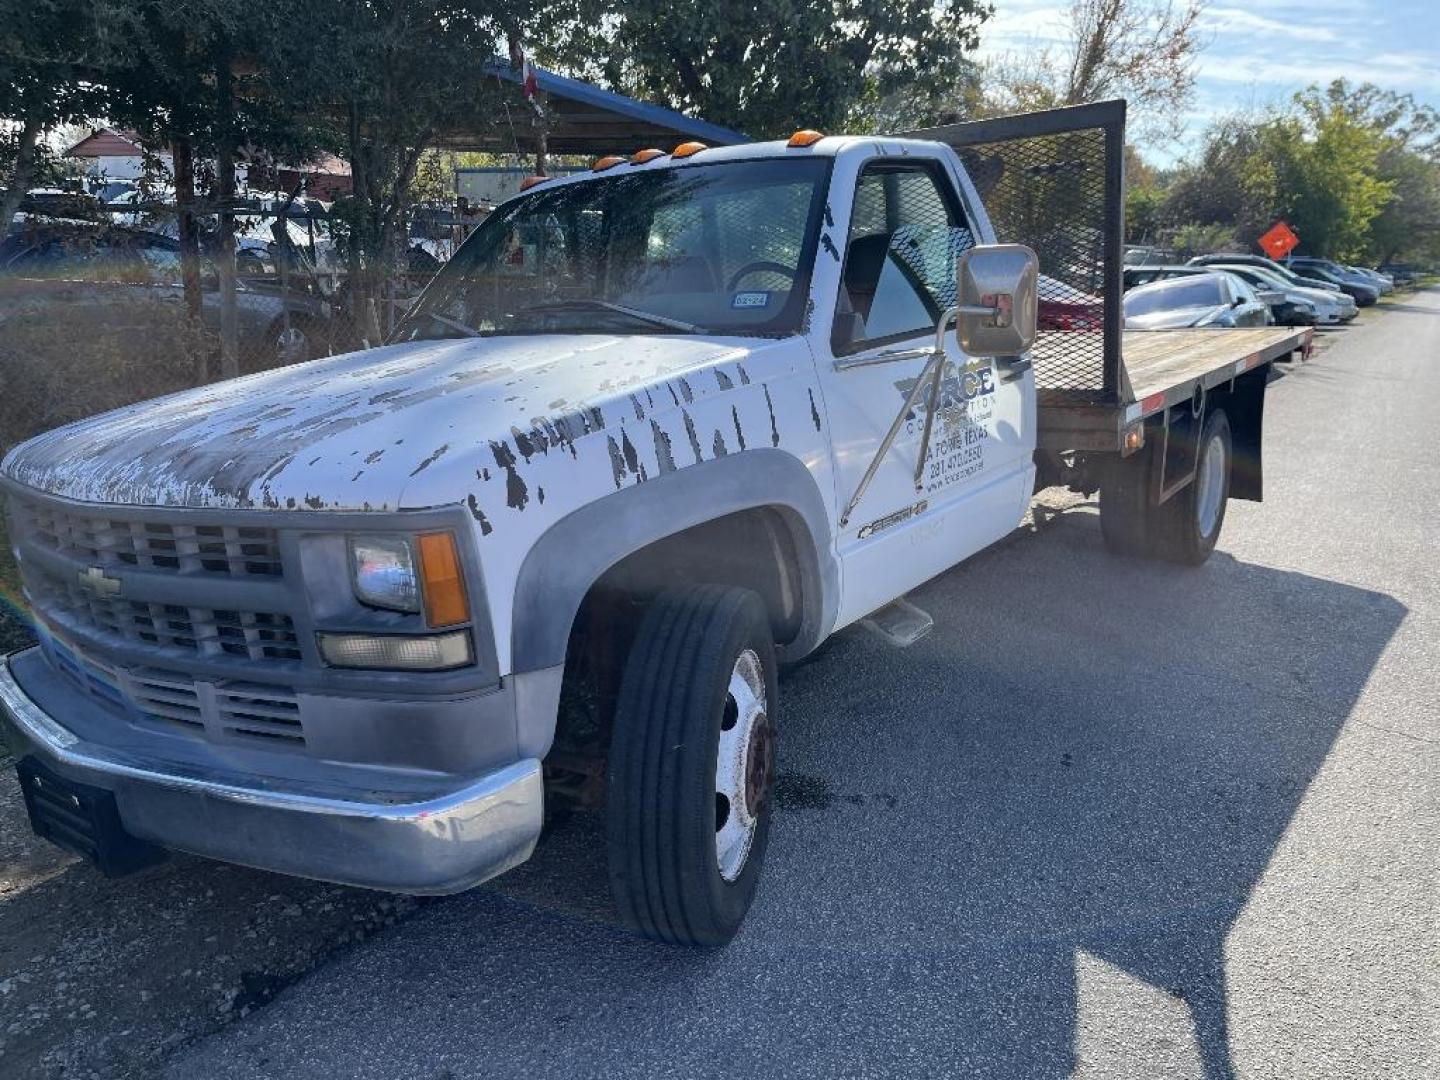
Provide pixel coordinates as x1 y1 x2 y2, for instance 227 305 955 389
904 98 1130 408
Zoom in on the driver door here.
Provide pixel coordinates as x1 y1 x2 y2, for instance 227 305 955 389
817 157 1035 627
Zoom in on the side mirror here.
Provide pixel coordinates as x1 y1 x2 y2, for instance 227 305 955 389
954 244 1038 356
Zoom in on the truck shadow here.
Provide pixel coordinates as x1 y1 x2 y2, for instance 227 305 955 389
476 505 1403 1079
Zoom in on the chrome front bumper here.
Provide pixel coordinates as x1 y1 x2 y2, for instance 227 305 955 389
1 647 544 894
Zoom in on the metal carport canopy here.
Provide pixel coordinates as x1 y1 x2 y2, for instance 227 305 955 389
434 60 750 156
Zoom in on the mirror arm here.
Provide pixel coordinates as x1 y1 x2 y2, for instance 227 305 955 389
839 348 944 527
913 305 962 491
839 306 961 526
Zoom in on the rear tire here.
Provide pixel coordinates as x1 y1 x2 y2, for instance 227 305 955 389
1151 408 1231 566
606 585 777 947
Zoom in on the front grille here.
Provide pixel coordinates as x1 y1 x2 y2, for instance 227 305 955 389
26 562 302 663
18 499 282 577
129 669 206 733
46 631 307 749
215 685 305 744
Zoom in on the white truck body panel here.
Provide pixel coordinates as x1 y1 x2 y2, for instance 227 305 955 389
0 127 1297 902
3 135 1039 671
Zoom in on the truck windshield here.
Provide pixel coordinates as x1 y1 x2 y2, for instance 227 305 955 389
392 157 830 342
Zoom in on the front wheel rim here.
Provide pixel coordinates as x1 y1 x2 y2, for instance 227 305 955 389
715 648 771 882
1195 431 1227 537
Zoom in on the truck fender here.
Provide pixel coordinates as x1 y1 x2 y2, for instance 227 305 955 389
509 448 839 678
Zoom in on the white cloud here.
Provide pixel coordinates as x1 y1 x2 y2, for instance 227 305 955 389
1206 7 1340 43
966 0 1440 156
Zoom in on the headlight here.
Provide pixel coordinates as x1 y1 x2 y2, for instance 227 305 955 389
349 536 419 612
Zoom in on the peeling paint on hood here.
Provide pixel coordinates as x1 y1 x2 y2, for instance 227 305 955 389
1 334 756 511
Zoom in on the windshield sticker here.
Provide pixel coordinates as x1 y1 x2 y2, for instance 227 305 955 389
732 291 771 309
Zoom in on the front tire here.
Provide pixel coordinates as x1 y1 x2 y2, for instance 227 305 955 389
606 585 777 946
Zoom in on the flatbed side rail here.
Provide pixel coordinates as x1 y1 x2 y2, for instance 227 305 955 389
904 99 1128 405
1033 326 1312 452
1120 326 1313 423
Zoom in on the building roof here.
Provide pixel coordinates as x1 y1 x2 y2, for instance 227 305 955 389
434 60 749 156
64 128 154 159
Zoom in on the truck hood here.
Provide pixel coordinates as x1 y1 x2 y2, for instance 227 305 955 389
1 333 759 511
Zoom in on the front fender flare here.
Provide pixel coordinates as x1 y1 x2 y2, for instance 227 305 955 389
509 448 838 675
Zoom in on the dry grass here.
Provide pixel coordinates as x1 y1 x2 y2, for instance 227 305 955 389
0 279 207 453
0 280 216 652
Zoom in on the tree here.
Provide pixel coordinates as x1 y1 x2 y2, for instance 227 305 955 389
0 0 119 230
556 0 991 139
847 56 988 135
275 0 522 344
1260 88 1394 260
1162 115 1281 246
1313 82 1440 263
983 0 1206 142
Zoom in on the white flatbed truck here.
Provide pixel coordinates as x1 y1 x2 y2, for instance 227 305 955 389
1 101 1310 945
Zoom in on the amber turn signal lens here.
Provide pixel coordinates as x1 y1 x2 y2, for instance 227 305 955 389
630 148 665 164
519 175 549 190
787 129 825 147
671 141 707 158
592 154 626 171
417 532 468 628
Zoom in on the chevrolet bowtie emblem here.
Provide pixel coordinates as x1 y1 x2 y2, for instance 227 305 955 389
78 565 122 598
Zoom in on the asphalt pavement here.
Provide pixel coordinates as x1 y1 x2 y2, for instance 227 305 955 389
9 294 1439 1079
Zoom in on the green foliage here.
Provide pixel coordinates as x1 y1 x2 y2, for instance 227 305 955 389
1162 116 1280 244
556 0 991 138
1168 222 1238 260
269 1 525 335
1146 80 1436 263
1125 184 1165 245
1263 86 1394 260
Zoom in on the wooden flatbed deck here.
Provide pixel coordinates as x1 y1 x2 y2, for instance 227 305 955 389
1035 326 1313 450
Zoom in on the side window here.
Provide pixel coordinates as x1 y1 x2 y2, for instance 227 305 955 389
833 163 974 351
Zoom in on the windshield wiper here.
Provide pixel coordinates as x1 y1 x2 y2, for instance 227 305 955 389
517 298 702 333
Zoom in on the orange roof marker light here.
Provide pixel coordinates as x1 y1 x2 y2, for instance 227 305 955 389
591 155 626 171
788 129 825 148
630 148 666 164
671 141 708 159
519 175 549 191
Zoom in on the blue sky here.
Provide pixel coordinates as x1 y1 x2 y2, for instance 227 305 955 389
973 0 1440 164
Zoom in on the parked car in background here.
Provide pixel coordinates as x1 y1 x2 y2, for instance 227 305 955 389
1123 244 1173 266
1186 252 1342 295
1346 265 1393 293
1037 273 1103 330
1378 263 1418 287
1283 257 1380 306
0 222 339 365
1122 271 1271 329
1210 263 1358 325
1124 264 1307 323
1125 264 1309 325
